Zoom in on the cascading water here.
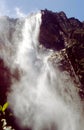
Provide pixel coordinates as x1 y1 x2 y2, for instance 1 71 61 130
0 11 84 130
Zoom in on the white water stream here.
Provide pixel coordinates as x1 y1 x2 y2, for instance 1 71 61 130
0 12 84 130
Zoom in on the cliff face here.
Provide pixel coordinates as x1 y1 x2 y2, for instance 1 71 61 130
0 17 19 106
0 10 84 130
0 10 84 103
39 9 84 99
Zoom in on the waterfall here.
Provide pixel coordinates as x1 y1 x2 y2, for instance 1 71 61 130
0 11 84 130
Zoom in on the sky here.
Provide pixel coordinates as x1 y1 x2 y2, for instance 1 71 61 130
0 0 84 21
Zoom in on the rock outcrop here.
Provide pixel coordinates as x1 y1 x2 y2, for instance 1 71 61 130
39 9 84 99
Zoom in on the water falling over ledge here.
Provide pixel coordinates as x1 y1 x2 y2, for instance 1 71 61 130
0 10 84 130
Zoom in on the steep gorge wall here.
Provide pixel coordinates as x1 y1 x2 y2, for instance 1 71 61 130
39 9 84 99
0 9 84 130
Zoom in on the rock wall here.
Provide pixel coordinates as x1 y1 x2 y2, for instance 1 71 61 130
39 9 84 99
0 9 84 130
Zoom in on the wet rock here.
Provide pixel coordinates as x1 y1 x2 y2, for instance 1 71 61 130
0 58 11 105
39 9 65 50
39 9 84 98
0 9 84 130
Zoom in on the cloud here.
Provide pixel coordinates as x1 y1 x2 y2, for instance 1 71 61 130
0 0 26 18
15 7 27 18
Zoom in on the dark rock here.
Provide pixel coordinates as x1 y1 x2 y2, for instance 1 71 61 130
39 9 84 99
67 42 84 88
69 17 83 29
0 58 11 105
39 9 65 50
0 9 84 130
0 58 21 106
